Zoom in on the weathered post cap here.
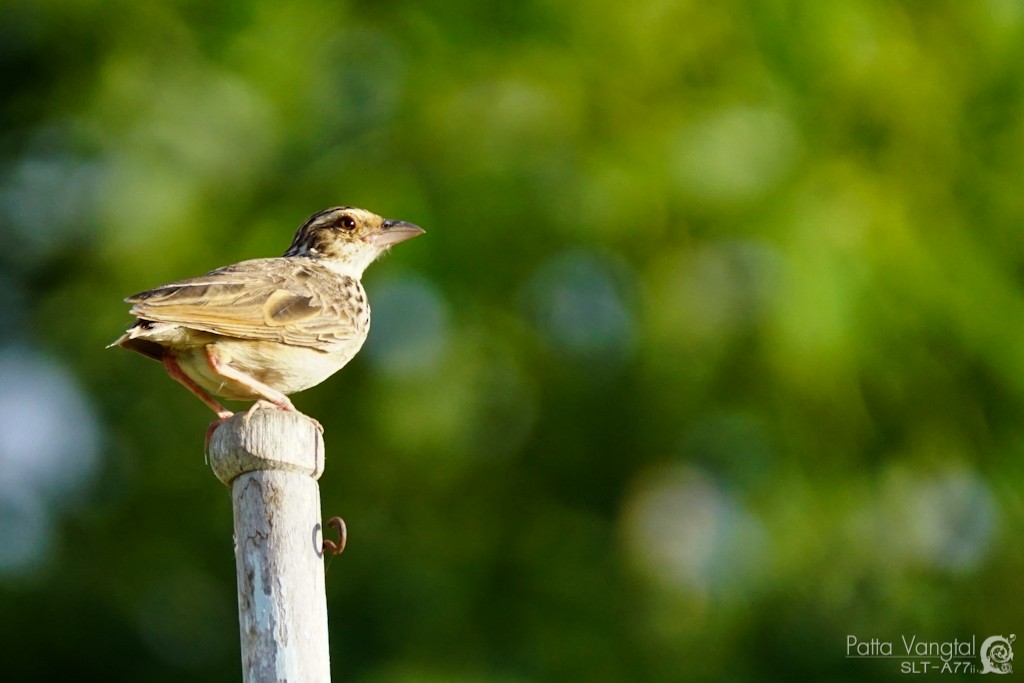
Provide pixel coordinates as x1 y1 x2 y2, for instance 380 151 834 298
206 402 325 485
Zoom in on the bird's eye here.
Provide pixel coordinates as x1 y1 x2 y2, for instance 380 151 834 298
338 215 357 230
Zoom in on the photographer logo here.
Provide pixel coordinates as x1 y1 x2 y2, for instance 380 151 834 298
847 634 1015 674
980 634 1015 675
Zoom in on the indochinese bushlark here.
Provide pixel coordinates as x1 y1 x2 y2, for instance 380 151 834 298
111 206 424 422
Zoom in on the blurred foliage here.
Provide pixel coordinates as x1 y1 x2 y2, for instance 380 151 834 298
2 0 1024 680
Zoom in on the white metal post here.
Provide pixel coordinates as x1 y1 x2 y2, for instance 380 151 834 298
207 403 331 683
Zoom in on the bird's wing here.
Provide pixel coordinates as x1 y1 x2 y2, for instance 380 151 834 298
125 258 365 350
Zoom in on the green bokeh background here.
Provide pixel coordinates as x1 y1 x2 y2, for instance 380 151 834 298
2 1 1023 680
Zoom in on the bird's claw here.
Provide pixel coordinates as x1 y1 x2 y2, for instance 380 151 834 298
205 414 234 450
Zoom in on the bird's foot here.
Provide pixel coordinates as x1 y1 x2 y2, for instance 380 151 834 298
274 396 297 412
245 400 322 433
269 397 321 432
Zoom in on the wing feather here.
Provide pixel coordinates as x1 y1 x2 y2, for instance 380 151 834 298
125 258 365 350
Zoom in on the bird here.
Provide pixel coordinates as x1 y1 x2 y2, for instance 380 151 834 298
110 206 425 425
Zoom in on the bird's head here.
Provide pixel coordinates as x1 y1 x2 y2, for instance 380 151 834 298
284 206 425 276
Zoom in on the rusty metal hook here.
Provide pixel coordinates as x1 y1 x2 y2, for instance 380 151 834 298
322 516 347 557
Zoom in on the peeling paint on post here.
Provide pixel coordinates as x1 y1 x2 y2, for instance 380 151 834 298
207 402 331 683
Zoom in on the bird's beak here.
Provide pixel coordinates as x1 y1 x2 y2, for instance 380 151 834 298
372 219 426 247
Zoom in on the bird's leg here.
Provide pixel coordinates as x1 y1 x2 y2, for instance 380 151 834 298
162 354 234 419
203 345 298 412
